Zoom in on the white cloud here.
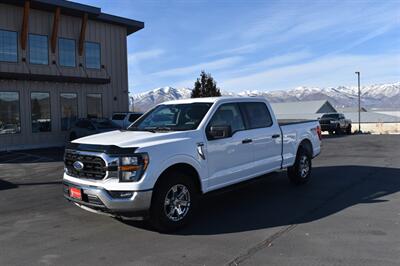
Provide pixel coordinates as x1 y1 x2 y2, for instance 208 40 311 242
240 51 312 71
220 53 400 91
128 49 165 63
150 56 243 78
207 43 260 57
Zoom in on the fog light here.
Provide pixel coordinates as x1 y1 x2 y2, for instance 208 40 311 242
109 191 134 199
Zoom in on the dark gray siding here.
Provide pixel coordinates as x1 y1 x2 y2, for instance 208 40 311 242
0 3 130 150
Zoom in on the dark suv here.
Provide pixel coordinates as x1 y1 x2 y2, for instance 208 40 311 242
319 113 352 135
68 118 121 141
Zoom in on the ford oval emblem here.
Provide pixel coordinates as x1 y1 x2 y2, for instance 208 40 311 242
73 161 84 171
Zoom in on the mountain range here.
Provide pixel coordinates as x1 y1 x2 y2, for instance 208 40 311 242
131 82 400 112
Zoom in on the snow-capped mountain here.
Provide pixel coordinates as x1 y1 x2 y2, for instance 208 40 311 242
131 87 192 112
132 83 400 112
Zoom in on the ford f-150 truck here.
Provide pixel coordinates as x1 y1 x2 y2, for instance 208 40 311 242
63 97 321 232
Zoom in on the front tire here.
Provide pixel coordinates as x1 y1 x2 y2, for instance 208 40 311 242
150 171 199 233
346 125 352 135
288 147 312 185
335 125 342 135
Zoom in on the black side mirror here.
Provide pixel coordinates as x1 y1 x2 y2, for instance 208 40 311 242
208 125 232 140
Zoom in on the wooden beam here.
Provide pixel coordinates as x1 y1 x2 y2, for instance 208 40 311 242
21 0 30 51
78 13 88 56
0 71 111 84
51 7 61 54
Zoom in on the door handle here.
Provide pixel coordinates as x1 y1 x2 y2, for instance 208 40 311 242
272 134 280 139
242 138 253 144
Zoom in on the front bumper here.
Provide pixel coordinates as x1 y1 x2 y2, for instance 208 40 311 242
63 180 152 218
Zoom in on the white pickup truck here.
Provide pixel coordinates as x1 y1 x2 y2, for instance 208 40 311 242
63 97 321 232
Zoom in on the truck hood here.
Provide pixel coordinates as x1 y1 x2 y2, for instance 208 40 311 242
73 130 190 148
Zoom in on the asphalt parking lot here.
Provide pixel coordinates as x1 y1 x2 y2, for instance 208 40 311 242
0 135 399 266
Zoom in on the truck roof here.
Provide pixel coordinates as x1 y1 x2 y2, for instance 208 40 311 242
162 96 267 105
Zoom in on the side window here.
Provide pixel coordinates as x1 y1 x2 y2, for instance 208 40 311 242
241 102 273 129
208 103 245 135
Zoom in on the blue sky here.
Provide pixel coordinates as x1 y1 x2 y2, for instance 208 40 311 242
76 0 400 93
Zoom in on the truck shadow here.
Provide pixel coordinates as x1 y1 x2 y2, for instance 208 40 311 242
321 134 350 139
0 180 62 191
0 147 64 164
146 165 399 235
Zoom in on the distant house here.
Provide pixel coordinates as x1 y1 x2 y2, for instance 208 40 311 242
271 100 337 120
337 107 368 113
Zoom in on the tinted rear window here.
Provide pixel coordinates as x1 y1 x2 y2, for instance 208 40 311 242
93 120 120 129
128 114 142 122
321 114 339 119
112 114 126 120
75 120 91 128
241 102 273 129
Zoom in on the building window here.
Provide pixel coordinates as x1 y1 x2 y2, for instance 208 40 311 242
58 38 76 67
85 42 100 69
31 92 51 132
29 34 48 65
60 93 78 131
0 92 20 135
0 30 18 62
87 93 102 118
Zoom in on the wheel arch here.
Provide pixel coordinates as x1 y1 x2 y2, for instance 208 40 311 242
154 163 203 194
297 138 313 157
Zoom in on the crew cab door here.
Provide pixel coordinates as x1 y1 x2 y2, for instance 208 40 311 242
239 102 282 173
205 103 254 190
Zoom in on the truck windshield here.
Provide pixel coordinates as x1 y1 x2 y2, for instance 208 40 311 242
128 103 213 132
321 114 339 119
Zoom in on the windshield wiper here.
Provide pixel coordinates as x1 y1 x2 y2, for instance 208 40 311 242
127 127 156 133
127 126 174 133
145 126 174 132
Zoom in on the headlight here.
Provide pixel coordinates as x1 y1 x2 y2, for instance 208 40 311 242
119 153 149 182
330 121 337 124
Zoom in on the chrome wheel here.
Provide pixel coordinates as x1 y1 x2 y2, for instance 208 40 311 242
164 184 191 222
299 155 310 178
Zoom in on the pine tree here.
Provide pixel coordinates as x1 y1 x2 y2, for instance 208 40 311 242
191 71 221 98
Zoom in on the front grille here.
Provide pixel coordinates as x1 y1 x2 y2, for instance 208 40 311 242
65 151 106 180
319 120 330 125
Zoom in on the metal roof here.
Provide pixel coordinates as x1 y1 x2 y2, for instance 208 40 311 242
1 0 144 35
270 100 337 115
342 112 400 123
337 107 368 113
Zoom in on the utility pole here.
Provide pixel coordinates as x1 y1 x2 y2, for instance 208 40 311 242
355 71 361 132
